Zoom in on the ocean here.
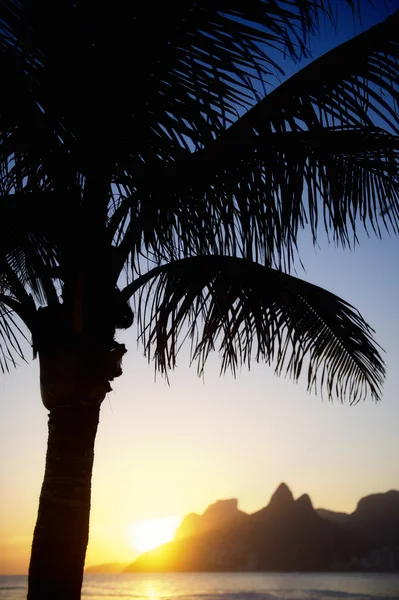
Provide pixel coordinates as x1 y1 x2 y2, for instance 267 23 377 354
1 572 398 600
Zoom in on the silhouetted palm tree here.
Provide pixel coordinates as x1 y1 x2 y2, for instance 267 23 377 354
1 1 398 599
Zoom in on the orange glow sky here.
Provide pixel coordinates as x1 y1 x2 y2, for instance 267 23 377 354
1 234 398 575
1 3 399 576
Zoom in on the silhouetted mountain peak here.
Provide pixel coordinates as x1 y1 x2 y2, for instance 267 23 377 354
296 493 313 512
268 483 294 508
354 490 399 519
175 498 244 541
203 499 239 519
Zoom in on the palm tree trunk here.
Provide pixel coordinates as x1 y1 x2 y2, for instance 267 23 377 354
27 305 126 600
27 402 100 600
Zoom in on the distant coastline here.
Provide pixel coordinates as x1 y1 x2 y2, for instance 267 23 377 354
85 563 127 574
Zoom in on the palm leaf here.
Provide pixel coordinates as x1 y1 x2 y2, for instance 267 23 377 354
126 255 385 404
0 284 33 372
1 1 369 284
0 192 63 305
125 11 399 269
1 1 359 190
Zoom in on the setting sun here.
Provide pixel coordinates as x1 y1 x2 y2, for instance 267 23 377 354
129 517 181 554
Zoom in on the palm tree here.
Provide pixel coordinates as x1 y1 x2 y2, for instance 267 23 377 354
1 1 398 598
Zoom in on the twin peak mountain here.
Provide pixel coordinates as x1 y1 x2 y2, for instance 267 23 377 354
175 483 310 540
125 483 399 573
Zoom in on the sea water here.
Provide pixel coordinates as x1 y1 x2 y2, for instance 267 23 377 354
1 572 398 600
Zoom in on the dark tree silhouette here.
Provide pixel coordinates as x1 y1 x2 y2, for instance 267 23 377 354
1 1 398 599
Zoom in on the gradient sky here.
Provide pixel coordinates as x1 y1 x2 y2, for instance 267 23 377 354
1 0 399 576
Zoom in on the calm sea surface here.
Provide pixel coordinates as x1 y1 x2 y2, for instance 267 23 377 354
1 572 398 600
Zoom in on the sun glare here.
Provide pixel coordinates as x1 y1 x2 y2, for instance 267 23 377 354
130 517 181 554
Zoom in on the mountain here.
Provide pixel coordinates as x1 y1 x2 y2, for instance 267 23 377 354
175 498 246 540
126 483 393 573
317 490 399 546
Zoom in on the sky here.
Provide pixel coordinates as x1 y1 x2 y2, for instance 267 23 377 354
1 0 399 576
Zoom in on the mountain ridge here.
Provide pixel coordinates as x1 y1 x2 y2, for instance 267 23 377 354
124 484 399 573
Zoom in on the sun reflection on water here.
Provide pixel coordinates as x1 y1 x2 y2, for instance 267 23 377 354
145 585 159 600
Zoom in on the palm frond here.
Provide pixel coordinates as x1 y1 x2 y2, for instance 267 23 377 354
0 290 32 372
0 192 63 305
128 256 385 404
1 1 369 282
126 12 399 269
1 1 359 174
